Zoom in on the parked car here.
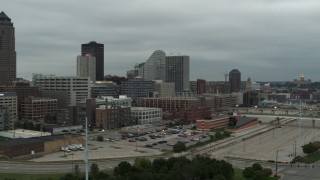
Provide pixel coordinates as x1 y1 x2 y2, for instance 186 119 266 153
145 144 153 148
129 139 136 142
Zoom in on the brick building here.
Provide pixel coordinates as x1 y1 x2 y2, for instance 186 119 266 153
196 116 230 131
96 105 132 130
21 97 57 121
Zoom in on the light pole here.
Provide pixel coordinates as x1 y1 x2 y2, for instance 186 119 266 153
275 150 282 177
71 153 74 173
136 129 139 151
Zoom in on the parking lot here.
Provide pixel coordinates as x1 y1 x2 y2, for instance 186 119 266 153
32 126 213 162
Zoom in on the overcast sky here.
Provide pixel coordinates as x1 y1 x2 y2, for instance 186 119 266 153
2 0 320 81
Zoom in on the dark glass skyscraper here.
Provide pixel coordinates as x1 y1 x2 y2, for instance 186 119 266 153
229 69 241 93
81 41 104 81
165 55 190 93
0 12 16 85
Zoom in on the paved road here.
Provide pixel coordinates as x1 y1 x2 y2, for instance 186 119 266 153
0 157 138 173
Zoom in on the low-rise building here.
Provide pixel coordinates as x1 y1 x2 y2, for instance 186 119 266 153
96 105 132 130
196 116 230 131
21 97 57 121
0 134 84 159
0 92 17 130
131 107 162 124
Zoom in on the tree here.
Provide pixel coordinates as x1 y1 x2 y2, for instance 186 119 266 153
252 163 263 171
214 131 222 139
134 157 152 171
263 168 272 177
34 123 41 131
114 161 133 176
173 143 187 153
44 114 57 124
96 135 104 142
213 174 227 180
15 121 22 128
243 167 254 178
302 142 318 155
74 164 80 175
90 162 99 180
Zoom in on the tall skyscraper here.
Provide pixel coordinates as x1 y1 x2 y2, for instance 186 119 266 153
229 69 241 93
144 50 166 81
81 41 104 81
165 55 190 93
0 12 16 86
77 54 96 82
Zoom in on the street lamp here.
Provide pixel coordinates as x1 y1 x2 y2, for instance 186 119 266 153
136 129 139 151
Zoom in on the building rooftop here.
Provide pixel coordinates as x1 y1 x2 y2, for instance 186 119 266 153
0 92 17 97
0 11 11 21
0 138 44 147
235 116 258 128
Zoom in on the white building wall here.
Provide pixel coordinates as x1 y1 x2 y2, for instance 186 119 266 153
131 107 162 125
77 55 96 82
33 74 90 106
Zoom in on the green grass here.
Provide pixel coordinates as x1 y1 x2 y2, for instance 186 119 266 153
0 173 65 180
0 136 10 141
233 168 278 180
302 154 320 164
233 168 245 180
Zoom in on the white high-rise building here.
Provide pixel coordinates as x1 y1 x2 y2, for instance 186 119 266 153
32 74 90 106
144 50 166 81
77 54 96 82
165 55 190 92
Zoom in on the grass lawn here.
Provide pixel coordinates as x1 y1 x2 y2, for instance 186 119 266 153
233 168 278 180
0 136 10 141
0 173 65 180
302 154 320 164
233 168 245 180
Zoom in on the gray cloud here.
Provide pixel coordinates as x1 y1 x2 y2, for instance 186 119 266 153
2 0 320 81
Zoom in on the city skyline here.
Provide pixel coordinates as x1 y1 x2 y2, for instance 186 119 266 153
2 0 320 81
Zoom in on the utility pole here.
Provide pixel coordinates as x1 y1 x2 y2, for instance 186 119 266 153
275 150 281 177
298 99 302 156
85 117 89 180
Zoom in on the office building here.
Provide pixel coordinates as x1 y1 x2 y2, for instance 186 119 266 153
21 97 57 121
165 55 190 92
81 41 104 81
120 77 155 101
0 106 9 131
229 69 241 93
90 81 120 98
144 50 166 81
77 54 96 82
131 107 162 124
0 81 42 120
0 12 16 86
154 80 175 97
69 98 96 126
32 74 90 106
190 79 206 94
137 97 201 112
96 105 132 130
205 81 230 94
0 92 17 130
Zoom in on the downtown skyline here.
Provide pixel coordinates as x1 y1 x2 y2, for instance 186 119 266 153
2 0 320 82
